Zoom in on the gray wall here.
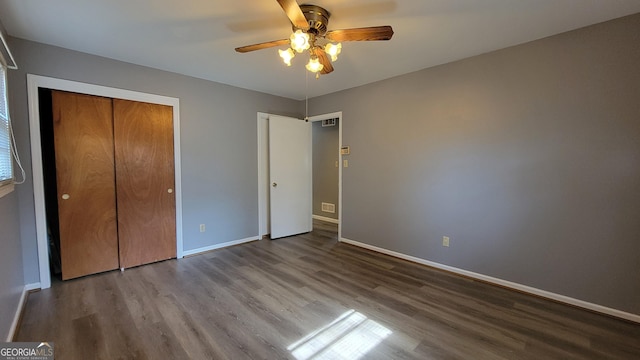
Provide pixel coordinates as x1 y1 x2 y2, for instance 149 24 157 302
308 13 640 315
312 120 339 219
7 37 300 284
0 191 25 340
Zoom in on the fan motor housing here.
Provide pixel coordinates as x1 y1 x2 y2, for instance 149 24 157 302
299 4 330 35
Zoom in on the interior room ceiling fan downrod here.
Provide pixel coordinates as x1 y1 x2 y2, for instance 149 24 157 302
235 0 394 77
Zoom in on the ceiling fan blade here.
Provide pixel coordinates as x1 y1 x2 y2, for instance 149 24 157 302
276 0 309 30
235 39 289 53
325 26 394 42
312 47 333 75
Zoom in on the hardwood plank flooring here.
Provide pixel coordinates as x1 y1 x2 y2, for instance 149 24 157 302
16 220 640 359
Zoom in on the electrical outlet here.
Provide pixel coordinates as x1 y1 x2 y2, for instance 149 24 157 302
200 224 206 233
442 236 450 247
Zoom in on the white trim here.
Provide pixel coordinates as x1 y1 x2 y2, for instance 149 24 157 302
27 74 184 289
257 112 270 237
6 286 26 341
312 214 339 224
6 287 26 341
6 283 40 341
340 237 640 324
24 282 40 291
182 236 260 257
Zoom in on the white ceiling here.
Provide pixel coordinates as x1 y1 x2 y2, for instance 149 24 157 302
1 1 639 100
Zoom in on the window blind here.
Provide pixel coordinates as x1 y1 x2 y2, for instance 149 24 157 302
0 64 12 185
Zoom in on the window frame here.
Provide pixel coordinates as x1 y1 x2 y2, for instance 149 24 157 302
0 61 14 198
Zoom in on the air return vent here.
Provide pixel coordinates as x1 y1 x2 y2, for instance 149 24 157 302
321 202 336 213
322 118 337 127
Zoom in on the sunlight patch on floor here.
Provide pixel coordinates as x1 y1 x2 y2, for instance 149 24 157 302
287 309 392 360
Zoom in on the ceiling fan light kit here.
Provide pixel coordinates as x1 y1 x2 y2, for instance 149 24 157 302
324 42 341 62
235 0 394 78
278 48 295 66
305 54 324 73
290 29 311 53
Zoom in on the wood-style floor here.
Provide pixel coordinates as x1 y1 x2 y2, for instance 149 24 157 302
16 221 640 359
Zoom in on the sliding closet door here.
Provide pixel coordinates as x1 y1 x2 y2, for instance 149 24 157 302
53 91 119 280
114 99 176 268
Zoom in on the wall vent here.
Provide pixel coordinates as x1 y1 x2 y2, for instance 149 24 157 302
321 118 337 127
321 202 335 213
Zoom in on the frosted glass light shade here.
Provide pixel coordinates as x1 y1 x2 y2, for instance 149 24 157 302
305 55 324 73
290 30 310 53
324 43 342 62
279 48 295 66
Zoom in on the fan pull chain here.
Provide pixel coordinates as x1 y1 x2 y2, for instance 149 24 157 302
305 68 309 121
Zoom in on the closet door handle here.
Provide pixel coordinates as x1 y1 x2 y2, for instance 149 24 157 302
168 188 173 193
61 194 70 200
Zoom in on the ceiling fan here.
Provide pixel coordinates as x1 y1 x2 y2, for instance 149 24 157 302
235 0 394 77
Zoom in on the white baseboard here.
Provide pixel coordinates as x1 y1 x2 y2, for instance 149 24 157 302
24 283 41 292
312 215 339 224
340 237 640 324
6 283 40 342
182 236 260 257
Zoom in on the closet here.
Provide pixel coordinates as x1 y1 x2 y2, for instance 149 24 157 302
51 90 176 280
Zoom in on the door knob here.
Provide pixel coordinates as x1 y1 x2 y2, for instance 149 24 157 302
61 194 70 200
272 182 277 187
168 188 173 193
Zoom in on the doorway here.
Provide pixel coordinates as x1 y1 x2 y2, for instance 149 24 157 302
311 117 339 225
257 111 342 240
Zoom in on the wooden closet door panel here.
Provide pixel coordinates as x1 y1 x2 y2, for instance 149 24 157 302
52 91 119 280
114 99 176 268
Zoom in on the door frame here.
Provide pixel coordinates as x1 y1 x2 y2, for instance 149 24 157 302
27 74 184 289
257 111 343 240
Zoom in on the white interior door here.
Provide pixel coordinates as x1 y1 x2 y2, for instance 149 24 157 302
269 115 312 239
